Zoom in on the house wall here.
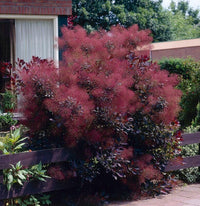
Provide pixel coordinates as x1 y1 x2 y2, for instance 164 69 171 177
151 38 200 61
151 46 200 61
0 0 72 63
0 0 72 15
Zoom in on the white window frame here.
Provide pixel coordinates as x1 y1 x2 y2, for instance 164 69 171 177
0 14 59 66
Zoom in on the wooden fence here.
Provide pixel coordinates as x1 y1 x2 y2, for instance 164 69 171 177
0 132 200 205
0 148 72 206
165 132 200 172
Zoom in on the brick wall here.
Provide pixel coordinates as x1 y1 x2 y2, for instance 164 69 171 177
0 0 72 15
151 46 200 61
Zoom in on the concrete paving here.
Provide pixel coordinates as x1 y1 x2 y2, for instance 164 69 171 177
109 184 200 206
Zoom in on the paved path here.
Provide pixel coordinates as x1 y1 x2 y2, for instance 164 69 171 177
109 184 200 206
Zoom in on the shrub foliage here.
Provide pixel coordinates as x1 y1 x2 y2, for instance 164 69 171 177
17 25 182 199
159 57 200 128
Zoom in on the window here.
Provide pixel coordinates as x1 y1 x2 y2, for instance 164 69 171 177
15 19 54 62
0 15 58 92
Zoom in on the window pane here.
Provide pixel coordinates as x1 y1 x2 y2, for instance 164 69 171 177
0 20 13 92
0 20 11 62
15 19 54 62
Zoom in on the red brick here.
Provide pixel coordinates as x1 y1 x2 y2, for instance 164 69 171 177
0 0 72 15
151 39 200 61
152 47 200 61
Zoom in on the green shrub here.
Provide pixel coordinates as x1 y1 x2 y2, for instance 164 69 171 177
0 113 17 131
0 90 16 112
179 64 200 127
0 126 28 154
158 57 200 128
5 194 51 206
184 125 200 133
193 102 200 127
158 57 198 79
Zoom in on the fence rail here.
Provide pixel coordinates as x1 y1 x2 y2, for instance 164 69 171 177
0 178 73 200
0 148 69 169
180 132 200 146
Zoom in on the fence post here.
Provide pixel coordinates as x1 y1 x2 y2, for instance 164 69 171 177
199 143 200 174
0 170 4 206
0 170 3 184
